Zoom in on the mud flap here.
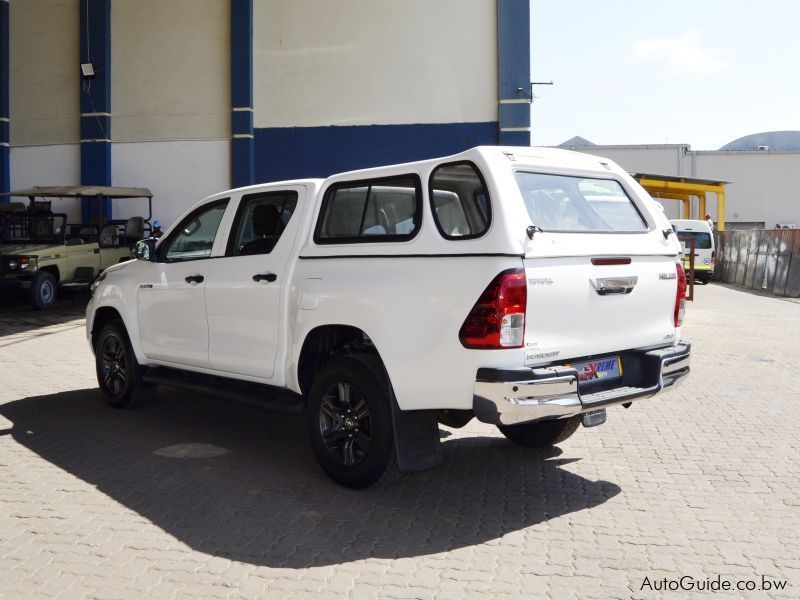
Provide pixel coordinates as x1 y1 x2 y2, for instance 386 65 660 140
390 393 443 473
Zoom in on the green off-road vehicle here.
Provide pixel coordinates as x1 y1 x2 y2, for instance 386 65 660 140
0 186 153 309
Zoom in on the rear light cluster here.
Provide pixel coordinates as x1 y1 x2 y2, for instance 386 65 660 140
459 268 527 349
674 262 687 327
711 250 716 270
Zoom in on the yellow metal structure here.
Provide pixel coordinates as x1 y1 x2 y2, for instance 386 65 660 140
632 174 729 231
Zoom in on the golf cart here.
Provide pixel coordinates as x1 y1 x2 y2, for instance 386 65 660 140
0 186 153 309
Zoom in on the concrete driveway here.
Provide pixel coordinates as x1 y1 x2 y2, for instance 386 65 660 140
0 284 797 599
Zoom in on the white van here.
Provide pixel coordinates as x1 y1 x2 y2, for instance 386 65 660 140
671 219 715 284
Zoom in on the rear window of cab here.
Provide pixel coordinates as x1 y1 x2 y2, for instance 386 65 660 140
515 172 648 233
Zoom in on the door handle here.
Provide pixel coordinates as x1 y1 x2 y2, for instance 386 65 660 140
589 275 638 295
253 273 277 283
184 274 204 284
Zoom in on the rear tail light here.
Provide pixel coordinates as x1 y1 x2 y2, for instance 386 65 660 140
674 262 687 327
459 268 527 349
711 250 716 270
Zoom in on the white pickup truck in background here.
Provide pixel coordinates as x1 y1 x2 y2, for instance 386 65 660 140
86 146 691 488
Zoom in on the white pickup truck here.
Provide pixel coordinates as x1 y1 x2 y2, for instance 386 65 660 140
86 146 690 488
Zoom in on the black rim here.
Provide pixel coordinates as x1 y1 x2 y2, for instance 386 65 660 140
100 334 128 396
318 381 372 467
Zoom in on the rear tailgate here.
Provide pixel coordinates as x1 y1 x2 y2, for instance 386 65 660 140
523 248 679 366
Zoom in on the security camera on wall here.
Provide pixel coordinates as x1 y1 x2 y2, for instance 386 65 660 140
80 63 96 79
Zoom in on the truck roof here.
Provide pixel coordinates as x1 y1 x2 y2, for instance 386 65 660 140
325 146 620 181
215 146 623 197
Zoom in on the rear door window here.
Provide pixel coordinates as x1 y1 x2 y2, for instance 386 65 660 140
429 162 491 239
515 172 648 232
227 191 299 256
315 175 421 244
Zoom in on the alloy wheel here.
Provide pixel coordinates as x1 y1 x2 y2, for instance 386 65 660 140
100 335 128 396
318 381 373 467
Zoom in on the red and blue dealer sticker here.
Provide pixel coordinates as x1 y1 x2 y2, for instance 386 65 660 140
569 357 623 384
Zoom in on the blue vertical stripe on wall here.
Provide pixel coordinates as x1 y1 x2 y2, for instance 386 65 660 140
254 122 498 183
79 0 112 223
497 0 532 146
230 0 254 188
0 0 9 195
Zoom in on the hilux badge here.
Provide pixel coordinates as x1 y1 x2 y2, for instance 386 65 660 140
658 272 677 280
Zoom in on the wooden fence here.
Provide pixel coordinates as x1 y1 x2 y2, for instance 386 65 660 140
715 229 800 297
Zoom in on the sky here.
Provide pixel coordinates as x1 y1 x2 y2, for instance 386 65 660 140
531 1 800 150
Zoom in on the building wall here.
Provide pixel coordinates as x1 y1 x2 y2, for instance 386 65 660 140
109 0 231 225
254 0 496 128
252 0 499 181
7 0 81 210
111 140 230 227
111 0 230 142
694 152 800 228
8 0 79 146
9 144 82 222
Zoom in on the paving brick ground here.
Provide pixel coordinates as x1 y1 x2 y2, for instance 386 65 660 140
0 284 798 599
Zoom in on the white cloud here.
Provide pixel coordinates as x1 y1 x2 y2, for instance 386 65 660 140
631 30 731 77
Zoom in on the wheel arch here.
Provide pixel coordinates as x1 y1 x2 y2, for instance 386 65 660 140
298 324 443 477
40 265 60 282
296 324 383 398
90 306 125 350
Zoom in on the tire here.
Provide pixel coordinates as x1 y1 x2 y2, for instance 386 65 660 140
307 354 398 489
95 320 156 409
30 271 57 310
497 416 581 448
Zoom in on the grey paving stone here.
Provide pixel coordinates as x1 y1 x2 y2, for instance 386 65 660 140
0 284 798 597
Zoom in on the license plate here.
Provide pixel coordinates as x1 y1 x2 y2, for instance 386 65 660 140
570 356 622 385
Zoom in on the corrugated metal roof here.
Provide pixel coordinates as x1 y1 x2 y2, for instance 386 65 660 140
558 135 595 147
559 143 691 150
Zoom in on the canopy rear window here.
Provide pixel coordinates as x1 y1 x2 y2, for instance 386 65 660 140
515 172 648 233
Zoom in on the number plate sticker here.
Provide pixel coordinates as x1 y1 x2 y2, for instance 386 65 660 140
570 356 623 385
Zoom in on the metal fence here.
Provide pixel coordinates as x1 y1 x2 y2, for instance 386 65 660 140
716 229 800 297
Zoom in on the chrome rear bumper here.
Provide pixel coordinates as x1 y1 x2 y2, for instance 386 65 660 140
473 341 690 426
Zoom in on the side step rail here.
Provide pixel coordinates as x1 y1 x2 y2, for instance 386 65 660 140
142 366 305 415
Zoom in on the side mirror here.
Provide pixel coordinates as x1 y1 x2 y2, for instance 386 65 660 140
133 238 157 261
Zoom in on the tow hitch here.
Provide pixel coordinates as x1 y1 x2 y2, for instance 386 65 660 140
582 408 607 428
